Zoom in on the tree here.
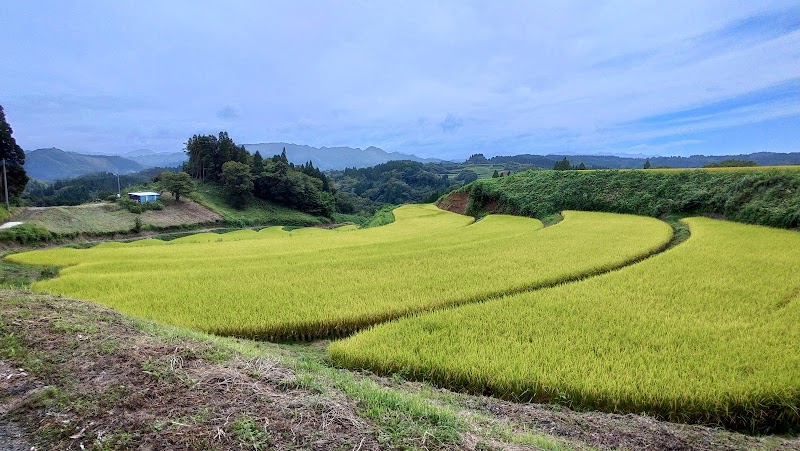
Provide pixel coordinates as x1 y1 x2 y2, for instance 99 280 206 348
221 161 254 208
0 105 29 203
492 170 500 178
554 157 571 171
577 162 587 170
251 150 265 175
643 159 652 169
184 131 249 182
159 171 196 202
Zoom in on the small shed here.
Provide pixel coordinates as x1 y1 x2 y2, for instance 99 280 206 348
499 170 512 176
128 191 161 203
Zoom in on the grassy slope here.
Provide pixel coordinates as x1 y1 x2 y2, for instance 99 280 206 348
11 195 222 236
190 183 326 227
454 166 800 229
1 289 795 450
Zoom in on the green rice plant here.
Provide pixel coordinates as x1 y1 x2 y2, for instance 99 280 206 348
330 217 800 433
6 205 670 340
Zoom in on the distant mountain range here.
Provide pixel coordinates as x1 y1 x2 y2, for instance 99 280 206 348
25 148 147 182
243 142 444 170
488 152 800 169
24 148 187 182
24 145 800 183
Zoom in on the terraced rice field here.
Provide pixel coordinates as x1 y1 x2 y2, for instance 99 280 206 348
7 205 671 340
330 217 800 432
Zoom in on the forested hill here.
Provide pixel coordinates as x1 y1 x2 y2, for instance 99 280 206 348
328 160 459 213
486 151 800 169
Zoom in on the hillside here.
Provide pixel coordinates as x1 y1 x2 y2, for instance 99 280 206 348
440 167 800 229
190 183 327 227
243 142 443 170
24 148 144 182
11 194 222 236
328 160 459 213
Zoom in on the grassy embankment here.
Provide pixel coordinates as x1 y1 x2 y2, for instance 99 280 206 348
450 166 800 229
189 183 327 228
5 195 222 238
7 205 671 340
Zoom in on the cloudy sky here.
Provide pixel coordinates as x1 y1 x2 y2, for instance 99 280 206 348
1 1 798 160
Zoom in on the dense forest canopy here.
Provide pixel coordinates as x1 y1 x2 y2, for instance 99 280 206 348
328 160 459 213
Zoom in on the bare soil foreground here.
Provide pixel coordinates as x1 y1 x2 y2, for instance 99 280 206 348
1 291 797 450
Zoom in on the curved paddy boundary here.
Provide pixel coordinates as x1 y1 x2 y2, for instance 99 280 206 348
207 214 688 342
329 219 799 434
6 209 687 342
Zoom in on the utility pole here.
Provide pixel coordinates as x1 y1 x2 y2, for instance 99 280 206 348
117 173 121 198
2 159 9 210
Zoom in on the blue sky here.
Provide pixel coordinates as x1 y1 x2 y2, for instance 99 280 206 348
1 1 798 160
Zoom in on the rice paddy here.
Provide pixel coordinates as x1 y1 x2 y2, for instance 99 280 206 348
329 217 800 432
6 204 671 340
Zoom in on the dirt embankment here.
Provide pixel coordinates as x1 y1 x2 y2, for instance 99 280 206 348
437 191 497 216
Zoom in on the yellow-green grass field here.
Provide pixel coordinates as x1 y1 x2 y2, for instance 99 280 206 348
330 217 800 432
6 205 671 340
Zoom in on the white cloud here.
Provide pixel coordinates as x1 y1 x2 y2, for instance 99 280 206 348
0 0 798 157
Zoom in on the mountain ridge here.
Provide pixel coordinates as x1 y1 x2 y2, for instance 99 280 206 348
24 148 146 182
243 142 445 170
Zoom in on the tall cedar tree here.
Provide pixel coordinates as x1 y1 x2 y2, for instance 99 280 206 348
554 157 572 171
251 150 265 175
184 132 249 182
0 105 29 201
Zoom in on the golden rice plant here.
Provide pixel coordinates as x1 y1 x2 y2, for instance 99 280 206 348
7 205 671 341
330 217 800 432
